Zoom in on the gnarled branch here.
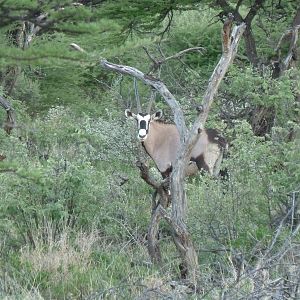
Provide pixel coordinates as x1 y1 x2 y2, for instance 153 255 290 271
169 20 246 284
171 21 246 219
98 17 246 285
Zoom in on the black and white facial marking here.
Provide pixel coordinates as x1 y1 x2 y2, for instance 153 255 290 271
125 109 162 141
135 113 151 141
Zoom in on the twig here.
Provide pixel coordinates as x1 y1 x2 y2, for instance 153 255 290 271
143 46 205 74
70 42 86 53
164 47 205 62
142 46 158 66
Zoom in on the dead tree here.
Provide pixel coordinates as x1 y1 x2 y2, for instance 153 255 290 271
100 17 246 285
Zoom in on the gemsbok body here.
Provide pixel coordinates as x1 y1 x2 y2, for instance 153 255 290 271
125 109 228 178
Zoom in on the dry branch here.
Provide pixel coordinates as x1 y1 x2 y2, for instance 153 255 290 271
143 47 205 65
99 17 246 285
143 46 205 74
164 47 205 61
169 20 246 283
70 42 86 53
136 161 161 190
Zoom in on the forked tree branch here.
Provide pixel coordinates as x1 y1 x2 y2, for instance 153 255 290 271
99 18 246 284
171 21 246 220
168 20 246 283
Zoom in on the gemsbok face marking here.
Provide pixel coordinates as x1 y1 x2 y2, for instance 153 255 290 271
125 109 162 141
125 109 227 178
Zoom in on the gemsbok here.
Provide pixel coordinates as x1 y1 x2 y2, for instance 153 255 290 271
125 108 228 178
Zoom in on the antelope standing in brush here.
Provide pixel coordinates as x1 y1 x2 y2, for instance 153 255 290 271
125 104 227 179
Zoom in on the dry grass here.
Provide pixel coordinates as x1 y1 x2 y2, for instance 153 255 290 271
20 223 100 280
0 271 44 300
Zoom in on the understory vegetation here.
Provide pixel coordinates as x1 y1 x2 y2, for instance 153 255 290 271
0 1 299 299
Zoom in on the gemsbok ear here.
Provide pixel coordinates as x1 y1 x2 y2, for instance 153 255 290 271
125 109 136 119
151 110 163 120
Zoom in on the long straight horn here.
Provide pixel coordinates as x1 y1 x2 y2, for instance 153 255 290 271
134 77 142 113
146 89 156 114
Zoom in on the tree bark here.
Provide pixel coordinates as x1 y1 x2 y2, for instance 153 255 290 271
100 19 246 285
243 26 259 66
136 161 170 263
170 20 246 284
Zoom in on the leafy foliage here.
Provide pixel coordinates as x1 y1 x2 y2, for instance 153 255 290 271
0 1 299 298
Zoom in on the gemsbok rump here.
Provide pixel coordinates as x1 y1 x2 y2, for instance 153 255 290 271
125 109 228 178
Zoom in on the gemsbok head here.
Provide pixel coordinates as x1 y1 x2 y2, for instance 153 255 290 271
125 97 228 179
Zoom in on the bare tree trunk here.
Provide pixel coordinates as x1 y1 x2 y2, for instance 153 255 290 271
243 26 259 66
100 18 246 285
169 19 246 284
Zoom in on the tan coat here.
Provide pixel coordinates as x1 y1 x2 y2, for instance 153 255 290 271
142 121 226 178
